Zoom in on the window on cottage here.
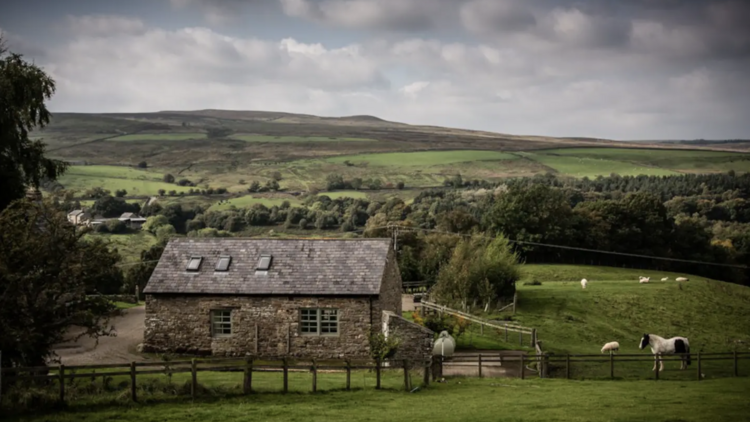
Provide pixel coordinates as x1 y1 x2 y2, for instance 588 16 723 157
186 256 203 271
215 256 232 272
300 308 338 335
256 254 272 271
211 310 232 337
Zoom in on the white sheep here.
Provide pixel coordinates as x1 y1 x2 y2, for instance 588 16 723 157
581 278 588 289
661 277 669 281
676 277 689 282
639 277 650 284
601 341 620 354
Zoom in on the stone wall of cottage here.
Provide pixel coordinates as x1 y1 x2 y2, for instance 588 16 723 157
373 248 403 328
143 294 376 358
383 311 434 364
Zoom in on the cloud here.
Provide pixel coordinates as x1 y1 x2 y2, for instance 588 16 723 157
168 0 274 24
16 10 750 140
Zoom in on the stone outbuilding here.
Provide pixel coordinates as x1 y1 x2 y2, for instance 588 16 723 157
142 238 432 360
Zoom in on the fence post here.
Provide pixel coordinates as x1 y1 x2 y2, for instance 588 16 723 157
531 329 536 348
423 359 430 387
403 359 410 391
244 356 253 394
59 364 65 403
376 359 382 390
282 357 289 393
610 352 614 379
345 359 351 391
505 324 508 342
478 353 483 378
697 353 701 381
191 359 197 400
519 330 522 347
520 354 525 380
566 354 570 379
734 351 738 377
312 359 317 393
130 362 137 402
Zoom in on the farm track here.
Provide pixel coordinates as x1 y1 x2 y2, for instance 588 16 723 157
51 306 146 365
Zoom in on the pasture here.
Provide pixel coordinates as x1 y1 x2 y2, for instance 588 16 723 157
229 134 377 143
84 231 159 264
326 150 519 166
6 377 750 422
108 133 207 142
520 152 678 178
208 195 301 211
58 165 194 196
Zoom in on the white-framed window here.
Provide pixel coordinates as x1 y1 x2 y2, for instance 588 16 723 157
187 256 203 271
300 308 339 335
215 256 232 272
211 309 232 337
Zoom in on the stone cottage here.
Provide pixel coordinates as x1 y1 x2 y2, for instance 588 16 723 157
142 238 433 360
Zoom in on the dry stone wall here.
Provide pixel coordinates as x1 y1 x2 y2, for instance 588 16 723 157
383 311 434 364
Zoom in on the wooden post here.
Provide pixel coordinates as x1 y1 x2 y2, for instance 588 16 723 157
282 357 289 393
244 357 253 394
376 359 382 390
345 359 351 391
519 330 522 347
480 324 484 336
312 359 317 393
423 360 430 387
254 324 259 355
566 354 570 379
734 351 738 377
610 352 614 379
478 353 483 378
520 354 525 380
504 324 508 342
513 293 517 315
403 359 410 391
697 353 701 381
287 325 291 355
499 353 504 366
59 364 65 403
531 329 536 347
191 359 197 400
130 362 137 401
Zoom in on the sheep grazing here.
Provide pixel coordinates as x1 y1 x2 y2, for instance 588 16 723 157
676 277 689 282
581 278 588 289
601 341 620 354
661 277 669 281
639 277 650 284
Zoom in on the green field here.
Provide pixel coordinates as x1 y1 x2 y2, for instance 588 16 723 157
59 165 194 196
7 377 750 422
319 190 369 200
230 134 377 143
530 148 750 175
512 265 750 359
85 231 159 264
108 133 207 141
326 150 519 167
209 195 301 211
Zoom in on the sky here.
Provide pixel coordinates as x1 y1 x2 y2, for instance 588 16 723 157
1 0 749 140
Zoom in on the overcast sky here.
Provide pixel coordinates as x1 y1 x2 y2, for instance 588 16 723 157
1 0 749 140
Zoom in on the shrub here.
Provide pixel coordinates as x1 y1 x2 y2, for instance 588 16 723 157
368 331 400 361
523 280 543 286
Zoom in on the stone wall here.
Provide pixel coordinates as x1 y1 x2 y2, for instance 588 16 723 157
373 248 403 328
143 294 376 358
383 311 434 364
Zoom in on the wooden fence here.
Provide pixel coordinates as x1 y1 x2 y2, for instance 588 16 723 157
0 356 433 405
438 351 750 381
418 300 537 347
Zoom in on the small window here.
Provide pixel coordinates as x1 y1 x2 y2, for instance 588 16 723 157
215 256 232 272
186 256 203 271
300 308 338 336
211 310 232 337
257 254 272 271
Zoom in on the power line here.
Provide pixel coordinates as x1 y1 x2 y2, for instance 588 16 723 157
376 224 748 270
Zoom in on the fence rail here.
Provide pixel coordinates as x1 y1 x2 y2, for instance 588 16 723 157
0 356 434 406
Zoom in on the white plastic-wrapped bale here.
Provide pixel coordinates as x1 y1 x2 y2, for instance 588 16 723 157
432 330 456 357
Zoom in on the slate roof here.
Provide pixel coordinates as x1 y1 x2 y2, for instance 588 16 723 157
143 238 393 296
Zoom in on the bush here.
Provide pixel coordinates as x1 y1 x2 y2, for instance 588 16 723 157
163 174 175 183
137 161 147 168
368 331 399 361
523 280 543 286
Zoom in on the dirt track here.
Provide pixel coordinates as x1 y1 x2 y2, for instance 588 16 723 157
51 306 147 365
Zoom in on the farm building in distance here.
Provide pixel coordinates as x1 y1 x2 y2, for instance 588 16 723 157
142 238 433 360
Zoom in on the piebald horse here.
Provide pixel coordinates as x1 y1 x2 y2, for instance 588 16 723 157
639 333 691 372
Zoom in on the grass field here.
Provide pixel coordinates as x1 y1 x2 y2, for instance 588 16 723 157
320 190 369 200
209 195 301 211
230 134 377 143
326 150 519 167
85 231 159 264
108 133 207 141
7 377 750 422
58 165 194 196
521 152 679 178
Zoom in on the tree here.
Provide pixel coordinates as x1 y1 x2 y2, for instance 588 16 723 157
158 189 166 196
0 199 120 367
0 41 67 211
163 173 175 183
92 195 139 218
125 242 166 295
137 161 148 168
143 214 169 234
114 189 127 198
271 171 283 181
396 181 405 190
326 173 345 190
155 224 176 242
248 181 261 193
